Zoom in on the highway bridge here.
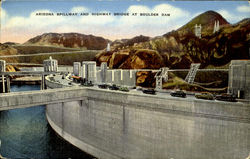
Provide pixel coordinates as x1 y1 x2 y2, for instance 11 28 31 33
7 63 44 66
0 85 249 113
0 71 66 76
0 87 85 111
0 50 99 58
135 69 229 72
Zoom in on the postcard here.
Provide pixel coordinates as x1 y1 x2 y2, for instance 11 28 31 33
0 1 250 159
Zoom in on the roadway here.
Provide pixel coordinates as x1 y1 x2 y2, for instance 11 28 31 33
7 63 43 66
0 74 248 111
50 74 240 104
0 50 99 58
135 69 228 72
0 71 66 76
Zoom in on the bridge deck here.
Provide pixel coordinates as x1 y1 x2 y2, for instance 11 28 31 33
0 87 86 111
0 50 99 58
0 86 249 119
0 71 67 76
0 68 228 76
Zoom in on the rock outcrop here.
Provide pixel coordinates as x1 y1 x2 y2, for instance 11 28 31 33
25 33 110 50
96 11 249 70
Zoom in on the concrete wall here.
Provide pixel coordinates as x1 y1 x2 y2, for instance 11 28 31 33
96 69 136 87
1 76 249 158
46 86 250 159
228 60 250 99
0 60 6 72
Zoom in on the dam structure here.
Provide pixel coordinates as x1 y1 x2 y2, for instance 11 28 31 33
0 58 250 159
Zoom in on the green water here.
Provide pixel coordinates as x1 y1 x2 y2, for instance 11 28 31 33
0 85 93 159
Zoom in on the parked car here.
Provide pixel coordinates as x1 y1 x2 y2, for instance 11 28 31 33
170 90 186 98
119 87 129 92
136 86 143 91
215 93 237 102
109 84 119 90
142 89 156 95
98 84 109 89
195 92 214 100
82 81 94 87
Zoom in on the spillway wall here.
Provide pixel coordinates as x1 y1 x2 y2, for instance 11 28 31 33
46 87 250 159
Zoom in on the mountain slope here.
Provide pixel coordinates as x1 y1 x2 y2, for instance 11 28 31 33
0 43 18 63
178 10 230 36
96 11 249 70
25 33 110 50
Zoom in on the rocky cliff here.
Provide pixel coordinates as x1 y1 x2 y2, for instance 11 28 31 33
25 33 110 50
96 11 249 89
96 11 249 69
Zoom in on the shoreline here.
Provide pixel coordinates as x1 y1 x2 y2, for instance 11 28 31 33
11 76 41 85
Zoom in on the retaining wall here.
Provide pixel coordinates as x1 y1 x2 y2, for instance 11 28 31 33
46 86 250 159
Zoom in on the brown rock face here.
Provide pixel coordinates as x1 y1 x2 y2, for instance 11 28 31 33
111 35 150 48
6 65 18 72
136 71 156 88
109 51 129 68
97 11 249 70
25 33 110 50
119 49 165 69
95 51 113 65
95 11 249 89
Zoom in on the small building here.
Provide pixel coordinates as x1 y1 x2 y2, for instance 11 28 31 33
195 24 202 39
82 61 97 83
43 56 58 72
73 62 81 76
107 43 111 52
100 62 108 83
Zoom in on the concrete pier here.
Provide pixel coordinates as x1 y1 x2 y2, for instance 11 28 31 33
1 75 5 93
0 60 8 93
228 60 250 99
41 75 45 90
6 76 10 93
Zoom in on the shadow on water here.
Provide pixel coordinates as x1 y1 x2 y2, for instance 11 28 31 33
0 85 94 159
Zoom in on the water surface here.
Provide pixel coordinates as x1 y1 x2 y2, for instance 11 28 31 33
0 85 93 159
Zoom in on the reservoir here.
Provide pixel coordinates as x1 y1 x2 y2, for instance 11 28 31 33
0 85 93 159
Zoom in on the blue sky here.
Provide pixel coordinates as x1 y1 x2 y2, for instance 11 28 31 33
1 1 250 43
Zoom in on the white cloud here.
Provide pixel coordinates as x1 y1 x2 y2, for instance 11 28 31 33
1 9 7 19
217 9 244 23
71 6 88 13
153 4 189 20
5 9 65 29
2 4 191 43
79 11 115 25
237 5 250 13
119 4 190 28
1 9 8 25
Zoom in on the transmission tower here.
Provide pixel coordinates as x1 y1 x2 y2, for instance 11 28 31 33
185 63 200 84
155 67 169 90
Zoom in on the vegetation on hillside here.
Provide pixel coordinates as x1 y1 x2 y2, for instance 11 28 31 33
25 33 110 50
95 11 249 91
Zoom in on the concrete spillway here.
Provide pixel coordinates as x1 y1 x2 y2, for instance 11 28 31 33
45 77 250 159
